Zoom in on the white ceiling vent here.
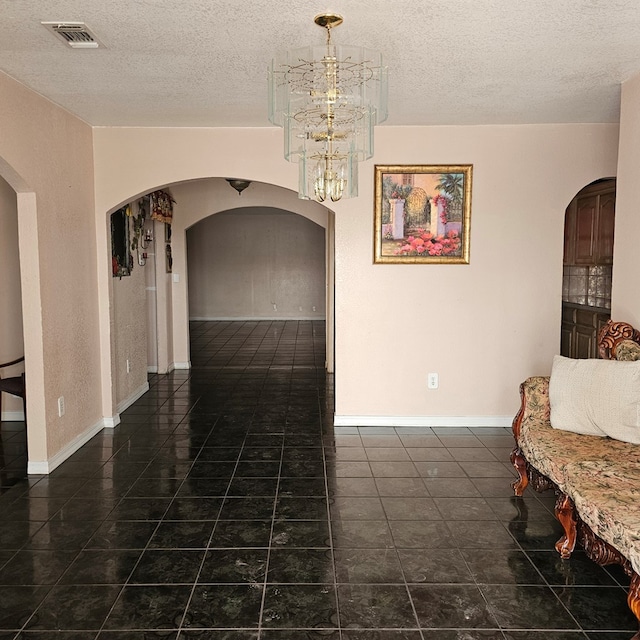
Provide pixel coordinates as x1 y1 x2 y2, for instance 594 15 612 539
41 22 102 49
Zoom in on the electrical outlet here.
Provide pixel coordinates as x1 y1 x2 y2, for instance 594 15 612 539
57 396 65 417
312 306 317 312
428 372 439 389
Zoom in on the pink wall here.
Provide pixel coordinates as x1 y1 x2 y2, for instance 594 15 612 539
612 72 640 325
94 123 619 425
113 248 149 407
0 72 624 470
0 71 101 467
335 125 618 423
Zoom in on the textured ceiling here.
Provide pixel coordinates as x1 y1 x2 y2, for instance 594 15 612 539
1 0 640 127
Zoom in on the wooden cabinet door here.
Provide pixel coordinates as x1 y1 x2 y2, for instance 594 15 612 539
565 180 615 267
561 323 575 357
575 323 597 358
574 195 597 264
597 190 615 264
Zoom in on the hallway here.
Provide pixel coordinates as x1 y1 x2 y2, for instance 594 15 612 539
0 320 635 638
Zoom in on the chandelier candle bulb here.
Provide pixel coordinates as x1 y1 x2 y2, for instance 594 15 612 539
268 13 388 202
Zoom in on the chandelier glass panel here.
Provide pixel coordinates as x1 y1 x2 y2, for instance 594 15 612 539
268 14 388 202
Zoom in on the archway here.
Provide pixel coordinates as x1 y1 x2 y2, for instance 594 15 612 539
187 207 327 322
561 177 616 358
102 178 335 423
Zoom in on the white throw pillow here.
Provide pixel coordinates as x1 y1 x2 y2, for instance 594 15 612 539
549 354 640 444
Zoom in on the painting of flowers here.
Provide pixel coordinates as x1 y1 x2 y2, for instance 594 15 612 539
374 165 472 264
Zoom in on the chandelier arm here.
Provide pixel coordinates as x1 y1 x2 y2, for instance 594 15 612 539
270 13 387 202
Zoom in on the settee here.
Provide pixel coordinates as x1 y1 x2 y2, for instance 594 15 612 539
511 320 640 637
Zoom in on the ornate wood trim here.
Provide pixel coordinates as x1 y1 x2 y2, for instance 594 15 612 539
555 493 577 558
512 451 640 633
527 464 554 493
512 318 640 636
598 319 640 359
510 447 528 496
511 381 526 441
629 573 640 632
576 519 633 573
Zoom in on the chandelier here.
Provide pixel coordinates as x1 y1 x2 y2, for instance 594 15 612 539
268 13 388 202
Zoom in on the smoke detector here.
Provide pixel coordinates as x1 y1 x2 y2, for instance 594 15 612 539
41 22 103 49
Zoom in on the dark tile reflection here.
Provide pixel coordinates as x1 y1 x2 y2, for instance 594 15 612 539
262 584 338 628
480 584 579 629
0 320 634 637
553 585 638 630
409 583 498 628
337 584 417 628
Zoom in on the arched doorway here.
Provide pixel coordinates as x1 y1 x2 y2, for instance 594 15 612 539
186 207 326 323
561 178 616 358
169 179 334 376
104 179 335 423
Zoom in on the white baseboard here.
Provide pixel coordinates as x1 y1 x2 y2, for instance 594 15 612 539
27 417 107 475
103 414 121 429
1 410 25 422
189 316 323 321
116 382 150 414
154 362 190 373
28 382 151 474
333 415 513 428
147 365 158 373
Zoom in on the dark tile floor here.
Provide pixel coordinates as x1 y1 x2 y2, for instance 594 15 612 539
0 320 637 639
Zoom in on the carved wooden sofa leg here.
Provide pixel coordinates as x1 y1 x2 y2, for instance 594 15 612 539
554 493 577 559
510 447 529 496
628 572 640 639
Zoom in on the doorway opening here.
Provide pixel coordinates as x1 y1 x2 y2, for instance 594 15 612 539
0 174 26 491
106 180 336 425
561 178 615 359
186 208 326 325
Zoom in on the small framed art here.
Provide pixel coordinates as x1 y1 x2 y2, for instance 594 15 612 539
374 164 472 264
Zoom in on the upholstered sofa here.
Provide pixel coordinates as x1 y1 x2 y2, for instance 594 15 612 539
511 320 640 637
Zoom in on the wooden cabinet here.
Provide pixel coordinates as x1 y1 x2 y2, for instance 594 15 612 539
597 189 615 263
561 305 610 359
564 180 616 266
574 195 597 264
562 180 614 358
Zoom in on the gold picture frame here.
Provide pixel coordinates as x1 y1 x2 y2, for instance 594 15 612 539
374 164 472 264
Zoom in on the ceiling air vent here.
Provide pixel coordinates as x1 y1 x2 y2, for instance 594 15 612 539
41 22 102 49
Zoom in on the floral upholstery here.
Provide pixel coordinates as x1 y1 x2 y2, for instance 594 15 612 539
515 368 640 574
517 377 640 491
519 376 550 423
564 460 640 575
615 339 640 361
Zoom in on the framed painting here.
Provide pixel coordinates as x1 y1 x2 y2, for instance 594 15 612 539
374 164 472 264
